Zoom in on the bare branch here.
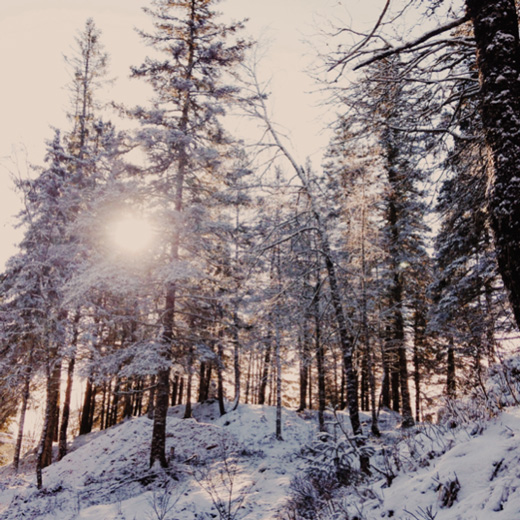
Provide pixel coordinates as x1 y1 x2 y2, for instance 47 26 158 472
354 14 470 71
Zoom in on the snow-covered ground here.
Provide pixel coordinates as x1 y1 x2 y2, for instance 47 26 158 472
1 401 520 519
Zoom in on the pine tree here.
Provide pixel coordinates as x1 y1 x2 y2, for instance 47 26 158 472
130 0 249 468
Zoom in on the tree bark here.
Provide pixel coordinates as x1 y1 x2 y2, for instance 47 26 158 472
58 355 75 460
258 341 271 405
79 377 93 435
313 280 326 432
14 364 31 472
447 338 457 399
149 369 169 468
36 359 61 489
466 0 520 328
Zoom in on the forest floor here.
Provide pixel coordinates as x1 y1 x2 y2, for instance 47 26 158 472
1 400 520 519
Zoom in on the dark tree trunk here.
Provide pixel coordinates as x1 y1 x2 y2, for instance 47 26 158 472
58 355 76 460
297 335 308 412
313 281 326 432
184 350 193 419
14 364 31 472
178 377 184 405
147 375 156 419
413 307 426 423
123 380 134 420
110 377 121 427
380 326 391 409
467 0 520 329
79 378 93 435
36 359 61 489
149 279 172 468
447 339 457 399
150 369 170 468
232 312 241 410
198 362 208 403
321 236 362 438
217 343 226 416
258 341 271 405
100 382 107 430
171 374 179 407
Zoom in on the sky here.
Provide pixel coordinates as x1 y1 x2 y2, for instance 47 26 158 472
0 0 382 269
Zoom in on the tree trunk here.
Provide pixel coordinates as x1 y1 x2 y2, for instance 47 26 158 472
58 355 76 460
147 375 156 419
217 342 226 416
447 338 457 399
184 349 193 420
258 341 271 405
36 359 61 489
150 369 169 468
232 312 241 411
466 0 520 328
123 379 134 420
198 362 208 403
14 364 31 472
171 374 179 407
79 377 93 435
274 316 283 441
313 281 326 432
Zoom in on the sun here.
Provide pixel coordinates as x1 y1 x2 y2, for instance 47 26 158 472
107 213 155 255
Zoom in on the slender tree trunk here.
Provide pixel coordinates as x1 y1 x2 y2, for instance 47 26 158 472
258 341 271 405
147 375 156 420
393 276 414 427
217 342 226 416
447 338 457 399
171 375 179 407
14 364 31 472
274 315 283 441
58 355 76 460
313 280 326 432
413 307 426 423
298 334 309 412
198 362 208 403
178 378 184 406
232 312 241 411
184 349 193 420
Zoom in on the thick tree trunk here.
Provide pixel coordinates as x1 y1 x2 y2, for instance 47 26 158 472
198 362 208 403
79 378 93 435
467 0 520 328
123 380 134 420
150 368 170 468
36 359 61 489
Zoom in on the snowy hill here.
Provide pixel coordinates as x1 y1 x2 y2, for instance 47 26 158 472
1 402 520 519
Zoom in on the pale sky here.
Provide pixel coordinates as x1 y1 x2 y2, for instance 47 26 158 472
0 0 381 268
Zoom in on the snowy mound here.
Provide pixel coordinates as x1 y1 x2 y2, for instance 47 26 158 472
0 403 317 520
2 403 520 519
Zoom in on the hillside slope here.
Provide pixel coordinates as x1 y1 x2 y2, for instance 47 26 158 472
1 402 520 519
